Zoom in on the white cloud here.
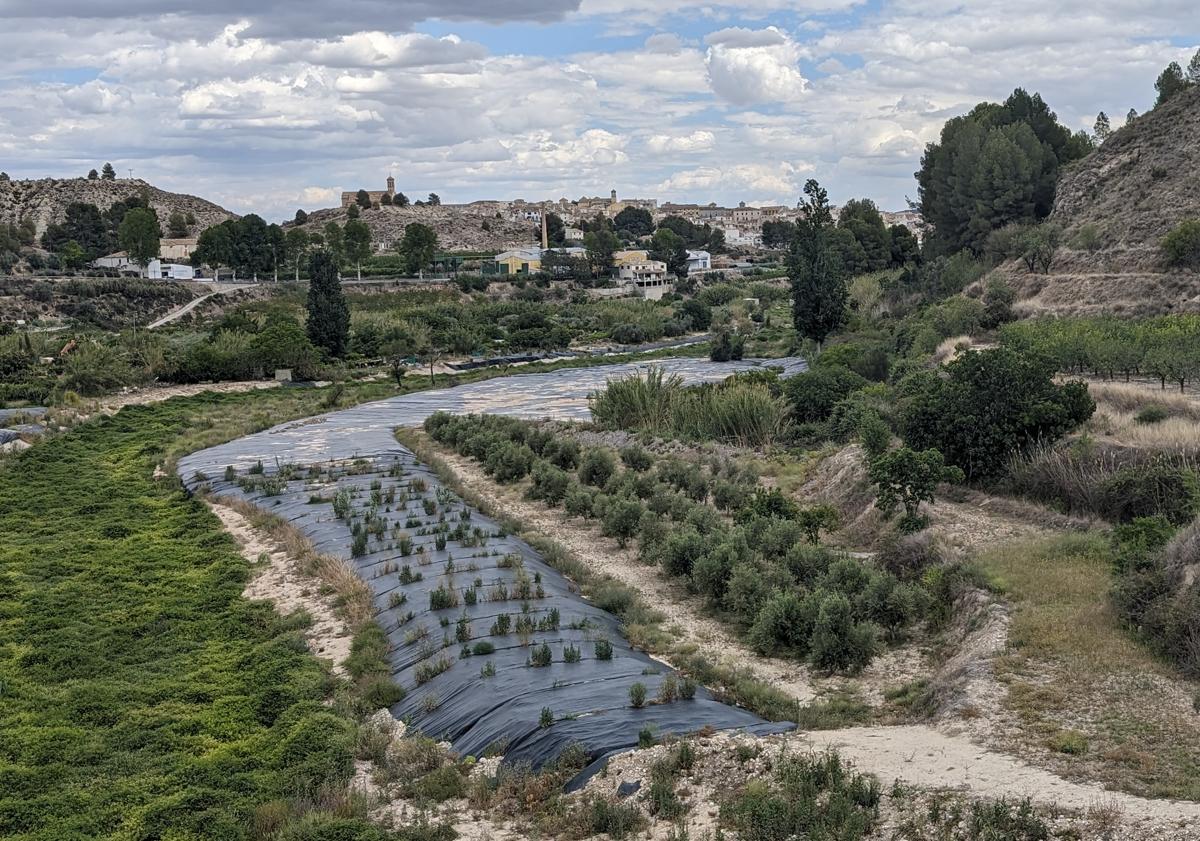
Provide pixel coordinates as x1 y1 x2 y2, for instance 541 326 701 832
646 130 716 154
704 26 808 105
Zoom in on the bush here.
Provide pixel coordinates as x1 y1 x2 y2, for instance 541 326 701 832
784 365 869 423
528 461 571 506
594 638 614 660
578 448 617 487
809 594 877 674
542 435 581 470
1161 219 1200 267
1135 405 1169 424
747 590 819 655
709 329 745 362
602 498 644 547
413 764 467 802
484 441 534 483
564 485 595 517
1098 463 1199 526
629 682 646 708
619 444 653 472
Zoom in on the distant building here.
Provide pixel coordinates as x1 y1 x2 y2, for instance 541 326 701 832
563 226 585 242
686 250 711 273
146 260 195 280
159 237 199 261
617 259 670 300
490 247 544 275
341 176 396 208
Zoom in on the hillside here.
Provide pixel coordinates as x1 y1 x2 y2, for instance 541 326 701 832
0 177 235 239
295 203 538 252
994 85 1200 317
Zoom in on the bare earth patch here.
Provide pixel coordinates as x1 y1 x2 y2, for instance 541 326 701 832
208 499 353 674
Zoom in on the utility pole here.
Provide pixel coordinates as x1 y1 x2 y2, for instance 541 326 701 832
127 168 134 180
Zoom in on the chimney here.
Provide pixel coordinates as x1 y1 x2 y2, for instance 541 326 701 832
541 212 549 250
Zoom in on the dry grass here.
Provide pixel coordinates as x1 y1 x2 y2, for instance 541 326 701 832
976 534 1200 800
1090 408 1200 452
213 494 376 628
1088 381 1200 422
931 334 975 365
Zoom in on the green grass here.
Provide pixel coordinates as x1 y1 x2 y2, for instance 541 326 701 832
0 399 382 839
976 534 1200 800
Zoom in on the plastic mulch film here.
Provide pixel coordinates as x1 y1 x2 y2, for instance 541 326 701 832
178 356 805 783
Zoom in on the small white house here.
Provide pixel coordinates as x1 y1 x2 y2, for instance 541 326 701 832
94 251 134 271
617 259 671 300
145 260 195 280
686 250 711 273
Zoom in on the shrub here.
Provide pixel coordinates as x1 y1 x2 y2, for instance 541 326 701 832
620 444 653 472
857 411 891 459
709 328 745 362
784 365 869 423
1098 463 1199 526
578 448 617 487
875 530 946 581
563 485 595 517
539 706 554 728
528 461 571 506
1161 219 1200 267
472 641 495 656
530 643 552 667
587 798 645 839
594 638 614 660
602 498 645 547
484 442 534 483
1135 405 1169 424
542 435 581 470
748 590 819 655
413 764 467 802
679 677 697 700
868 447 964 533
629 682 647 708
809 594 877 673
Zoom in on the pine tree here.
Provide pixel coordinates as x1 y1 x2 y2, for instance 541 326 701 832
1155 62 1188 107
788 179 847 350
294 209 308 225
1093 111 1111 141
305 250 349 357
87 169 99 180
101 162 116 180
1188 49 1200 84
1126 107 1138 125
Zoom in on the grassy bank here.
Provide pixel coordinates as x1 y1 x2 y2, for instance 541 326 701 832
976 534 1200 800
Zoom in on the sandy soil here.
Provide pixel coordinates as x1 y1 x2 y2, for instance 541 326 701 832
98 380 280 412
208 499 353 674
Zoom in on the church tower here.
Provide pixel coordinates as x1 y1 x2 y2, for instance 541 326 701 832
386 175 396 196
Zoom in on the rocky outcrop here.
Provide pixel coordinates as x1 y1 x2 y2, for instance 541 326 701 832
295 204 538 252
0 177 235 238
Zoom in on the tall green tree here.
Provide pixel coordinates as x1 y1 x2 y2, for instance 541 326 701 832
837 198 892 273
584 227 619 276
788 179 847 350
323 221 344 268
342 219 372 281
355 189 371 209
193 221 235 278
762 219 797 249
545 212 566 246
396 222 437 276
1155 61 1189 106
232 214 271 280
649 227 689 279
87 168 99 180
426 193 441 206
285 227 310 282
1093 111 1111 141
294 209 308 225
117 207 161 270
100 162 116 180
305 250 349 357
1188 49 1200 84
917 88 1090 255
614 206 653 237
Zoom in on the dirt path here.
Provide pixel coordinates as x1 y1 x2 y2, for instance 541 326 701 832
98 380 280 412
208 499 352 674
147 283 255 328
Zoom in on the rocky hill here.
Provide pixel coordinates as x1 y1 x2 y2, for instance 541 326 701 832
0 177 235 239
295 204 538 253
992 85 1200 317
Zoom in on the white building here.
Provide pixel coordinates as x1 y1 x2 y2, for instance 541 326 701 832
686 250 711 273
145 260 195 280
617 259 671 300
563 227 585 242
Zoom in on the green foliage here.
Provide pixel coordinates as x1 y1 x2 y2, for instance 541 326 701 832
1161 219 1200 267
578 447 617 487
784 365 869 423
397 223 438 275
594 638 614 660
721 751 880 841
898 348 1094 481
305 250 350 357
869 447 964 532
809 593 878 673
918 88 1090 255
117 206 161 268
1155 61 1189 106
788 180 848 346
602 498 644 547
709 328 745 362
0 399 388 840
629 682 647 708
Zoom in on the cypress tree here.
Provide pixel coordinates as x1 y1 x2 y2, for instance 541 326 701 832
788 179 847 350
305 250 349 357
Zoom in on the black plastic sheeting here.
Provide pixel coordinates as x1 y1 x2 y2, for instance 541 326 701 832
178 356 806 781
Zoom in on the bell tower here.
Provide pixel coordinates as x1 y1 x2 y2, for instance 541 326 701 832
386 175 396 196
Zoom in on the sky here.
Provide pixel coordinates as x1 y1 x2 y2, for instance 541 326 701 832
0 1 1196 222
